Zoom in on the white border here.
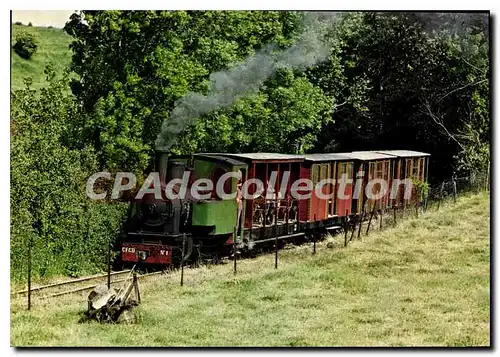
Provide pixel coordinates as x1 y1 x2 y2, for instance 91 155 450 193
2 4 496 355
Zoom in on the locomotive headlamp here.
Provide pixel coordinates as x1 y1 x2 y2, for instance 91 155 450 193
137 250 148 262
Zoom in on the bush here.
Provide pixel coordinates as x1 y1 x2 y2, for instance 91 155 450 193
28 22 33 26
14 21 23 25
10 68 129 281
13 32 38 59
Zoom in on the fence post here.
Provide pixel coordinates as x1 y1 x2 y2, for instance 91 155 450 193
415 189 420 218
357 209 365 239
393 205 397 226
180 235 186 286
27 235 32 311
274 228 279 269
313 215 317 255
366 208 376 235
452 176 457 203
437 182 445 211
344 210 348 247
350 216 357 242
107 236 112 289
133 273 141 303
379 209 383 230
233 226 237 275
424 188 429 213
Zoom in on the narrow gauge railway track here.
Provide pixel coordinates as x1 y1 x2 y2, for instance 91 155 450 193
13 227 346 301
12 269 167 300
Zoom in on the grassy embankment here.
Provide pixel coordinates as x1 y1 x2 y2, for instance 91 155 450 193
11 23 72 91
11 192 490 346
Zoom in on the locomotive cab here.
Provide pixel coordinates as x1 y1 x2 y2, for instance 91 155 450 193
120 151 248 266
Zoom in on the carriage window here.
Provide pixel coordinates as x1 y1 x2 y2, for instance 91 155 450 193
405 159 412 178
346 163 353 178
375 161 383 179
412 158 420 179
337 163 344 177
312 165 320 183
320 165 327 181
384 161 390 180
369 162 375 179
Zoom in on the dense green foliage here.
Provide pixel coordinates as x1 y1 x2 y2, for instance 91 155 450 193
13 32 38 59
10 70 127 281
10 11 490 281
62 11 489 179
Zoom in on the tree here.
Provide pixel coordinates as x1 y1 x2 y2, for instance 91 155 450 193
10 68 127 280
13 32 38 59
64 10 303 172
309 12 489 180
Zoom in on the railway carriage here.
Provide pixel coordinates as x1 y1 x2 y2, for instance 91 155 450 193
219 153 305 245
344 151 396 213
375 150 430 207
300 153 354 220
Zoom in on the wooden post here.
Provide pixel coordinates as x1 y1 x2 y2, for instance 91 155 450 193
274 232 278 269
415 188 420 218
452 177 457 203
107 237 111 289
249 224 253 255
180 235 186 286
357 209 364 239
424 189 429 213
27 235 32 311
393 205 397 226
379 210 383 230
274 213 279 269
313 215 316 255
133 273 141 303
344 209 348 247
350 216 356 242
233 226 237 275
437 182 445 211
366 208 376 235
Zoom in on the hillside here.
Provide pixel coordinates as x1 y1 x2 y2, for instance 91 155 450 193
11 192 490 347
11 23 73 91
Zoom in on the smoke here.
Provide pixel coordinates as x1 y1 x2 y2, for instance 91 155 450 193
406 12 489 38
155 11 340 150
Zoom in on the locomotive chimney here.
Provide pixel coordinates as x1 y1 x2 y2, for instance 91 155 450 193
155 149 169 183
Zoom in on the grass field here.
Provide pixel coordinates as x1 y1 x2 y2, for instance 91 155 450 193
11 24 73 91
11 192 490 347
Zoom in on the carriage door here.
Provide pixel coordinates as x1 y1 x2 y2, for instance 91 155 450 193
309 163 330 221
336 162 353 216
367 162 376 211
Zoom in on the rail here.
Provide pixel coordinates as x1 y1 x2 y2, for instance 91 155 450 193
12 269 166 300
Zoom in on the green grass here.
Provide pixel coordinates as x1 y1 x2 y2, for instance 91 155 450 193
11 24 73 91
11 192 490 347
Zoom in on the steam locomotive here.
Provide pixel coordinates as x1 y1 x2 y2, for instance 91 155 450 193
120 149 430 267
